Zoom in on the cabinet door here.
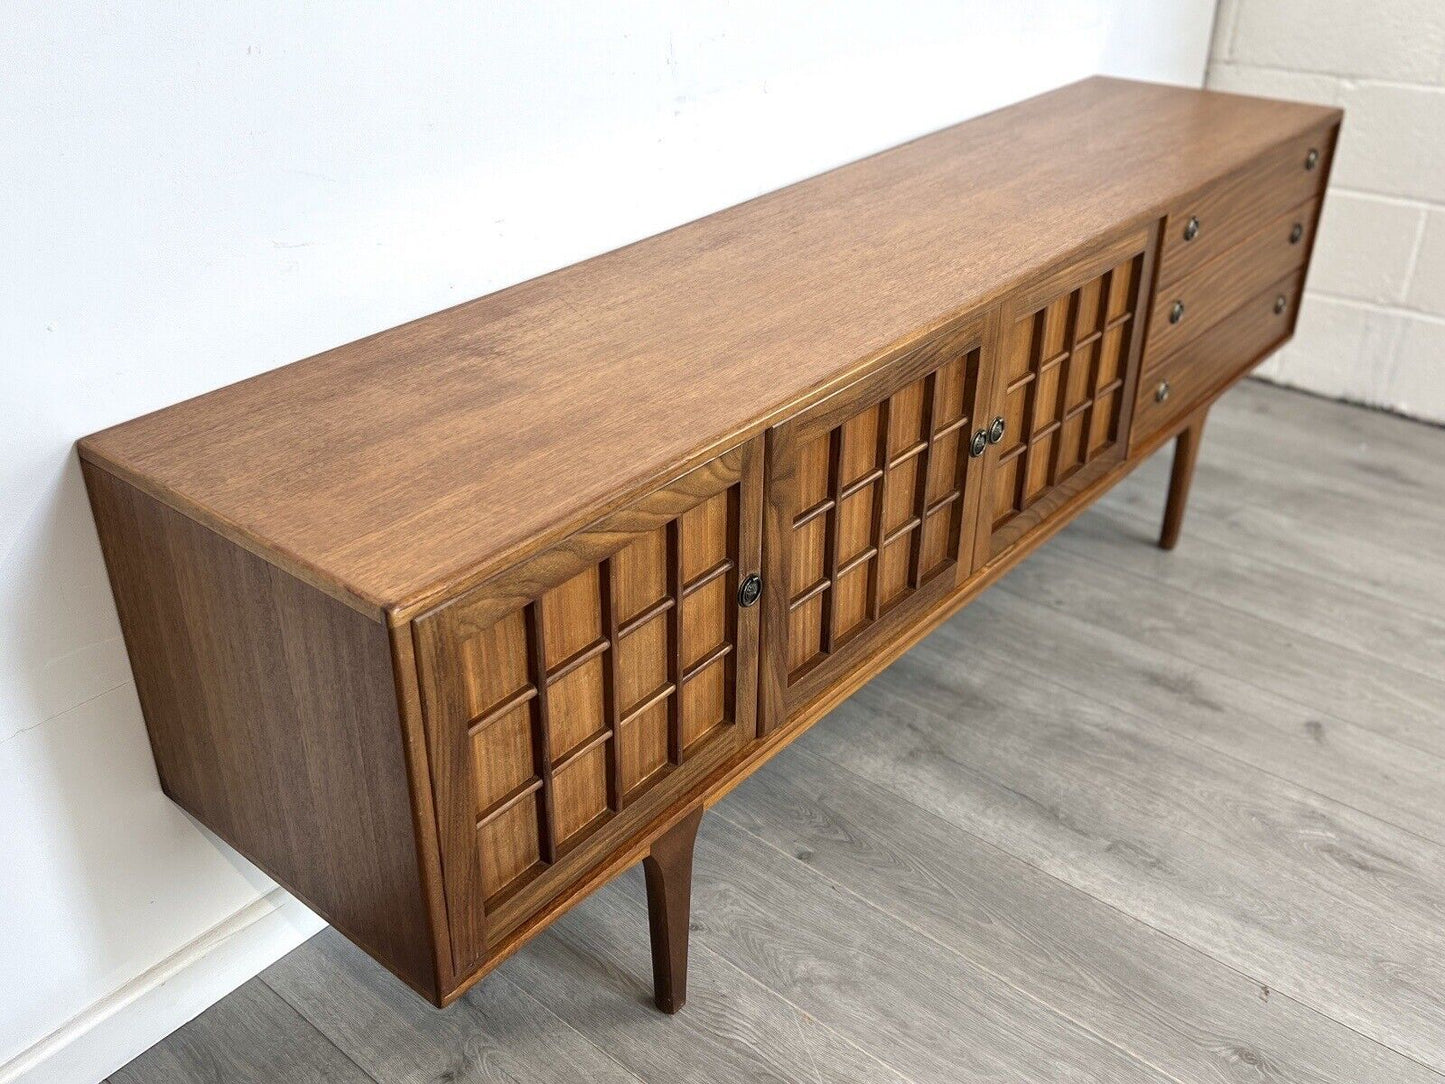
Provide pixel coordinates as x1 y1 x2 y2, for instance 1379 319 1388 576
760 313 991 732
413 440 762 975
976 226 1154 563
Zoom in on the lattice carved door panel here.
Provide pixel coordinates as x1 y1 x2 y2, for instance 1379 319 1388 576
760 314 991 733
977 227 1154 562
414 441 761 973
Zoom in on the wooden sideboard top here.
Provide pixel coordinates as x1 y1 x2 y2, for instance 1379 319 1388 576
79 76 1339 623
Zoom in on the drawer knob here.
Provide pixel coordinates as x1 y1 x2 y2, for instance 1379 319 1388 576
970 429 989 457
1274 294 1288 315
1290 223 1304 244
738 573 762 608
1305 148 1319 170
1169 300 1186 324
987 416 1006 444
1155 381 1171 404
1183 216 1200 242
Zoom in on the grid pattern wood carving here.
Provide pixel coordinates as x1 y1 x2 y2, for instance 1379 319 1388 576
987 252 1145 546
786 351 979 680
459 491 739 906
413 442 760 973
77 83 1342 1011
757 315 991 735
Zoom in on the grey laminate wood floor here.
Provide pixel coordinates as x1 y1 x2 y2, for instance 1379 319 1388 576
111 380 1445 1084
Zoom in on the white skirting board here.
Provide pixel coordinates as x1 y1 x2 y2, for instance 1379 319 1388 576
0 891 324 1084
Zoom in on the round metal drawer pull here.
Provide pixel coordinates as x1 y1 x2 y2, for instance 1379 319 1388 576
737 573 762 608
1169 300 1186 324
1183 216 1200 242
987 416 1006 444
969 429 989 457
1155 381 1171 404
1305 148 1319 170
1290 223 1304 244
1274 294 1289 315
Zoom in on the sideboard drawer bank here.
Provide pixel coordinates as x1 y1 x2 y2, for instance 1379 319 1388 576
79 78 1340 1012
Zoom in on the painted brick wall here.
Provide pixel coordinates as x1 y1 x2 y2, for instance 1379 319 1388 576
1209 0 1445 423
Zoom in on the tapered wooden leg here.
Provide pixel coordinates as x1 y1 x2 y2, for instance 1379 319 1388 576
642 804 704 1014
1160 412 1206 551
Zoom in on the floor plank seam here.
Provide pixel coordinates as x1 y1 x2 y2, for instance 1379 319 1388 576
777 733 1445 1080
255 976 385 1084
787 1002 830 1084
106 379 1445 1083
1201 403 1445 497
1049 510 1445 684
711 793 1199 1084
1046 514 1445 690
1242 378 1445 437
990 572 1445 772
497 975 653 1084
953 600 1445 852
1189 439 1445 506
1093 484 1445 625
1095 485 1445 593
1180 444 1445 529
1107 514 1445 624
608 881 925 1084
958 620 1445 869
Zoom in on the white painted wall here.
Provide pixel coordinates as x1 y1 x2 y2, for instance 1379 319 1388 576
0 4 1217 1080
1210 0 1445 423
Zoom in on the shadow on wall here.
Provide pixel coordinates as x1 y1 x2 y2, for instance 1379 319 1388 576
0 451 275 1065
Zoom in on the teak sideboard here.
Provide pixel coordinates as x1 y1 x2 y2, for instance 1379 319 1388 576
79 78 1341 1013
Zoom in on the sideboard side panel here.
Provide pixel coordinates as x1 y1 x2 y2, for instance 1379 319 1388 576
82 461 439 1002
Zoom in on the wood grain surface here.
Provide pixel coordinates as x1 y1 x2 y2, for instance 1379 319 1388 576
1146 198 1317 365
78 78 1339 622
112 383 1445 1084
110 980 374 1084
80 74 1354 1033
1158 123 1334 287
720 748 1442 1084
1132 269 1303 448
83 461 441 1002
819 622 1445 1068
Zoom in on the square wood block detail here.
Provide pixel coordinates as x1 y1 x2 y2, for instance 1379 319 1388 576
440 492 739 902
77 81 1340 1009
991 256 1139 527
978 233 1153 564
413 442 761 973
760 310 996 732
785 356 975 676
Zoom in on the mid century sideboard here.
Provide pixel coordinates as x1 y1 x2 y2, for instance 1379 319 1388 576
79 77 1340 1013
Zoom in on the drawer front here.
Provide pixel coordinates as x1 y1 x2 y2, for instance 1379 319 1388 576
1158 123 1334 289
414 441 762 973
1146 197 1318 369
1133 270 1304 450
978 225 1153 563
759 311 991 732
